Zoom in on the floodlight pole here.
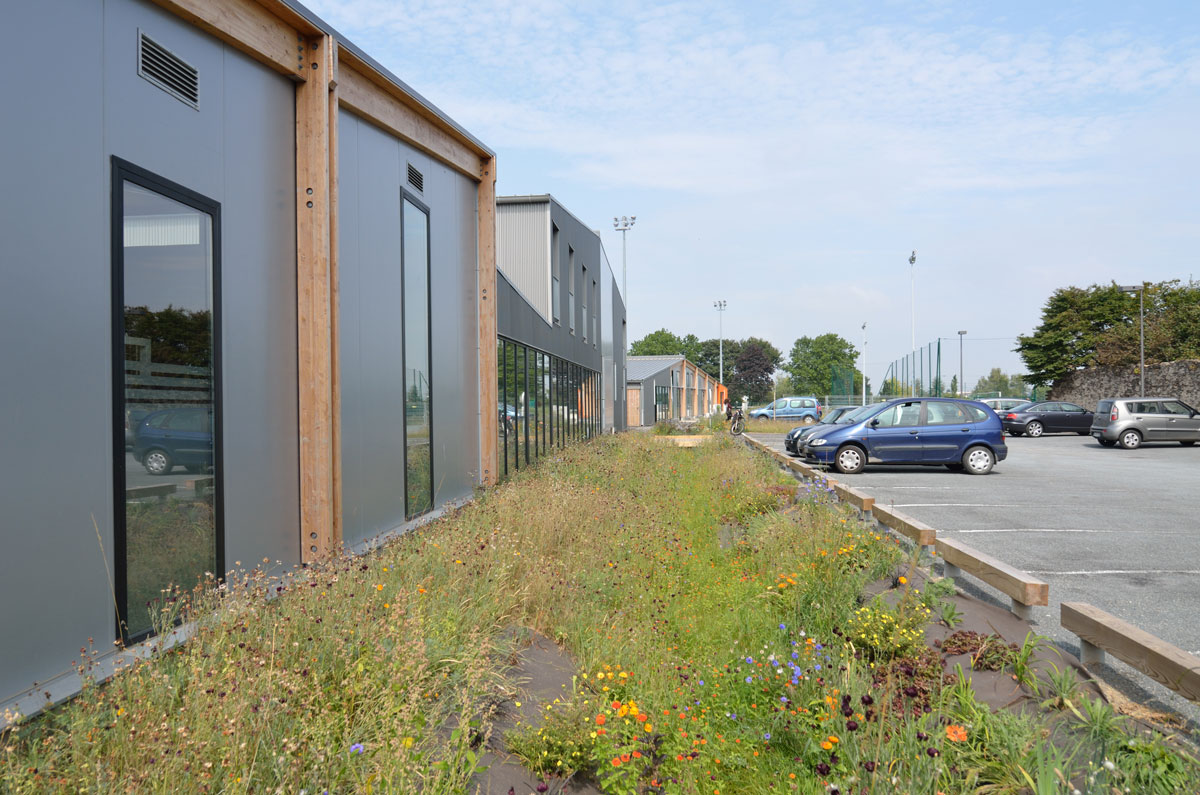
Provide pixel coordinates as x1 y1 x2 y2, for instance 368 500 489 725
958 330 967 397
861 322 867 405
713 300 727 385
1119 284 1146 395
614 215 636 310
909 250 916 396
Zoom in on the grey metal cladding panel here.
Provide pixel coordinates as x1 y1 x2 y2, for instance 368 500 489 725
409 146 479 505
0 1 111 704
497 202 550 322
104 0 226 201
338 113 407 546
218 45 300 569
496 274 601 373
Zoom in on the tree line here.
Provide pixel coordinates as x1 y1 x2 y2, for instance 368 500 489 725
1017 279 1200 388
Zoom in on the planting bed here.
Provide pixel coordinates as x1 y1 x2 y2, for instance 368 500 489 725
2 434 1197 794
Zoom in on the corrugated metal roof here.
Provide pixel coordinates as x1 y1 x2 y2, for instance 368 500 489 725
626 355 684 382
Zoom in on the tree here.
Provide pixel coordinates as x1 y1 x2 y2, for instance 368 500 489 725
972 368 1026 397
729 340 778 403
629 328 686 356
1017 279 1200 388
879 377 902 397
785 333 859 396
949 374 958 395
124 305 212 368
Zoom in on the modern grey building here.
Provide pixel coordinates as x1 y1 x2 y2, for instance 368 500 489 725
626 355 726 427
495 195 627 478
1 0 502 724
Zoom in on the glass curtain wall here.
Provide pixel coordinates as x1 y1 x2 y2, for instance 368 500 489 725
497 336 599 480
113 162 220 642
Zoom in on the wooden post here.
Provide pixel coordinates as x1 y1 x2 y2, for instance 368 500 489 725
296 33 336 562
477 156 498 485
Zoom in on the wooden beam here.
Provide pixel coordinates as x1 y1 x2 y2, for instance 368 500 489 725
296 33 336 562
337 55 482 179
327 66 343 553
1062 602 1200 702
872 504 936 546
936 537 1048 607
477 156 498 485
148 0 310 79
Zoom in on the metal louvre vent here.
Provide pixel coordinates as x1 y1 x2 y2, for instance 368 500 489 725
407 163 424 193
138 31 199 109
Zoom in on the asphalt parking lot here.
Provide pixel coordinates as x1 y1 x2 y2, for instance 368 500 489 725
750 431 1200 726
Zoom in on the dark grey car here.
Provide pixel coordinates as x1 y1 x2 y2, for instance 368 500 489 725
1090 397 1200 449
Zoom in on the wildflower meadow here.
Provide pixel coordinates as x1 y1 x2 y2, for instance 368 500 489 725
2 433 1197 793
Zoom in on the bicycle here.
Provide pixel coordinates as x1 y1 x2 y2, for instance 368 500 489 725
729 408 745 436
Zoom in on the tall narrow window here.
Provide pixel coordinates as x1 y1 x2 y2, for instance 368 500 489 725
551 226 560 325
113 160 220 642
592 280 598 349
581 264 588 342
567 247 576 334
402 196 432 517
506 342 519 471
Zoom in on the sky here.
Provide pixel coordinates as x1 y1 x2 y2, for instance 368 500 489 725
308 0 1200 391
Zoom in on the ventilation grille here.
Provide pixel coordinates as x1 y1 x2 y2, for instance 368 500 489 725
138 31 198 109
407 163 424 193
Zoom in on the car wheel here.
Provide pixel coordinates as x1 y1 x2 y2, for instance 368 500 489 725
802 415 816 425
834 444 866 475
1026 421 1044 438
142 448 173 475
1181 441 1195 447
1119 429 1142 450
962 445 995 475
1098 439 1116 447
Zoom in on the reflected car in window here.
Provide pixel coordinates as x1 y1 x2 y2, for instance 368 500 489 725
800 398 1007 475
1001 401 1093 437
131 407 214 475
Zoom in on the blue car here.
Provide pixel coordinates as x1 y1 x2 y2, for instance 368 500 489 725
131 407 214 475
750 396 822 423
800 397 1007 475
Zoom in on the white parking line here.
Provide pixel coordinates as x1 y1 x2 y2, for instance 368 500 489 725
953 528 1111 534
893 503 1028 508
1026 570 1200 576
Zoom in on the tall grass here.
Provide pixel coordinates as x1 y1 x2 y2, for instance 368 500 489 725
3 434 1197 793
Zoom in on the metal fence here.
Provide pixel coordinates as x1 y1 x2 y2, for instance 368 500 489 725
882 339 945 397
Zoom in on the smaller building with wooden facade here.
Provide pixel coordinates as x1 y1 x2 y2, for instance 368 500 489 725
626 355 726 427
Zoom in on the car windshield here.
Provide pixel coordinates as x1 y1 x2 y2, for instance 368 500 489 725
842 403 883 423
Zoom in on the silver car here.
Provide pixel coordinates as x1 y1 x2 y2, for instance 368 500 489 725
1090 397 1200 449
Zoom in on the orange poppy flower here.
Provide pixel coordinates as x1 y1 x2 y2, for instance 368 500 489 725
946 724 968 743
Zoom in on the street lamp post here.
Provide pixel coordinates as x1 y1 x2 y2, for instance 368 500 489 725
957 330 967 397
613 215 636 308
908 250 917 396
713 300 727 385
1119 284 1146 395
861 322 867 405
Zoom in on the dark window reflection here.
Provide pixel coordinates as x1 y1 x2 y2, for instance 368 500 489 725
120 179 217 640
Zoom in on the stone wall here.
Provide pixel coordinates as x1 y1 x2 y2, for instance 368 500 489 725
1049 359 1200 409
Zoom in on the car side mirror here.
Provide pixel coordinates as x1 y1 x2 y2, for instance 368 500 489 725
869 418 879 428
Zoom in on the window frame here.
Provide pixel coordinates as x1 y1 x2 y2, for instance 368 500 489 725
110 156 224 645
400 189 434 518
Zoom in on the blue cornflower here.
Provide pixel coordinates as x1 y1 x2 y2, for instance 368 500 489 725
699 680 704 686
779 623 786 630
815 664 822 671
791 652 799 660
815 643 824 650
764 732 772 740
780 696 788 703
746 656 754 664
745 676 753 683
350 743 364 754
